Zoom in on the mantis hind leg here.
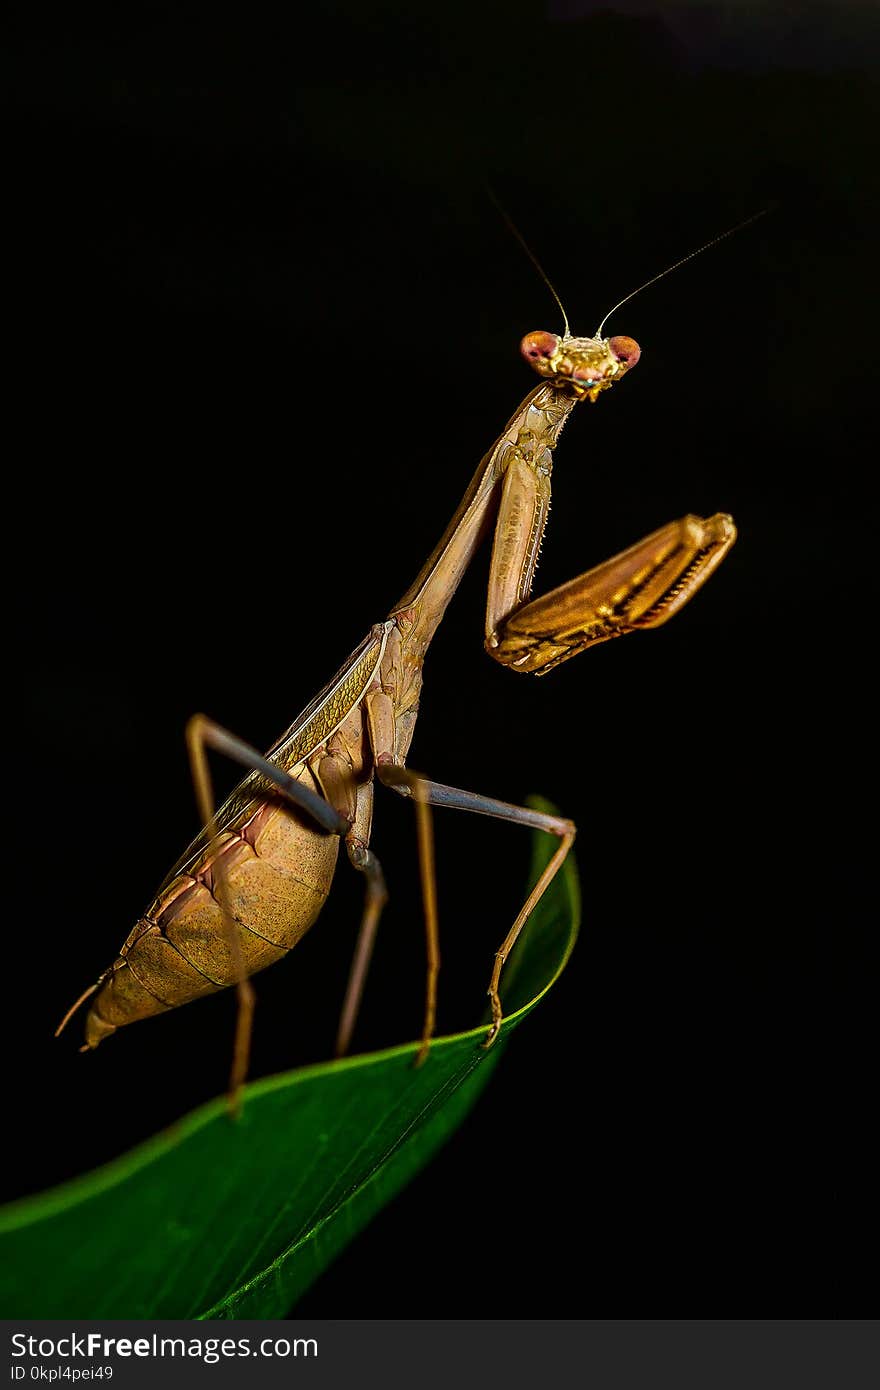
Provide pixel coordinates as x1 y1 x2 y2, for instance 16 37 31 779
486 512 736 675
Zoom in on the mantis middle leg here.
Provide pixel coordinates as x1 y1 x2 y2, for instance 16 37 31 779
376 762 575 1049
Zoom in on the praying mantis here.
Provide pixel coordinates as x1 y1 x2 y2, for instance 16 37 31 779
57 228 741 1110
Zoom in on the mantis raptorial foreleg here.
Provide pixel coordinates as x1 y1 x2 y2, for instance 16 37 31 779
486 500 737 676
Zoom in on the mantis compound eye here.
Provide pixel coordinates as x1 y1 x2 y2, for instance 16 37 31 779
520 331 560 364
608 335 641 369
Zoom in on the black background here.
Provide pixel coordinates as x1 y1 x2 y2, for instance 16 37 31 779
6 1 876 1312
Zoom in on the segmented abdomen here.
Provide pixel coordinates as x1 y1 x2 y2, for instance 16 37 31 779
84 795 339 1046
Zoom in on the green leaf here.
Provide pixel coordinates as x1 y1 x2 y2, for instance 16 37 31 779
0 805 579 1318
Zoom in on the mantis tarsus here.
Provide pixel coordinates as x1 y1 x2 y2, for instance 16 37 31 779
57 237 739 1110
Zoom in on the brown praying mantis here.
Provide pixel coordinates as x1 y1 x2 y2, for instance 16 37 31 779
57 226 743 1110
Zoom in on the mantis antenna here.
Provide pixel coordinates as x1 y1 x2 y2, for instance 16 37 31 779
595 208 769 338
488 187 571 339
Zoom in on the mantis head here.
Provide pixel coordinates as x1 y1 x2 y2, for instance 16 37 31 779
510 211 765 404
520 331 641 402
